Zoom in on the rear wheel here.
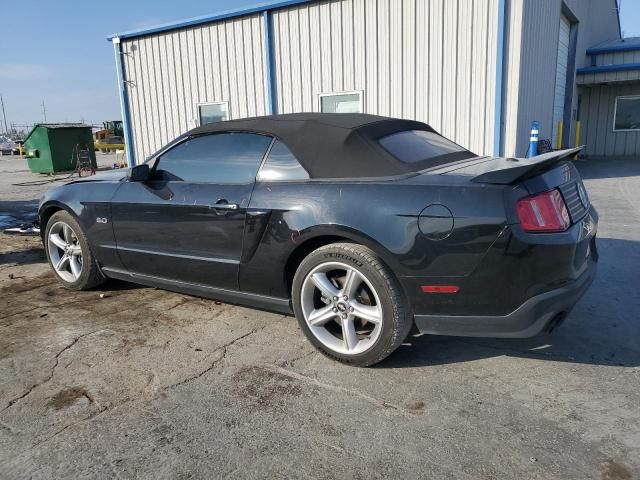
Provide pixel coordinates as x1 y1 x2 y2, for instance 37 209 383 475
44 210 105 290
292 243 412 367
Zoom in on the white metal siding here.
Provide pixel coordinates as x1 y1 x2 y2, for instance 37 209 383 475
501 0 525 158
581 84 640 157
121 14 268 162
271 0 499 156
552 15 570 147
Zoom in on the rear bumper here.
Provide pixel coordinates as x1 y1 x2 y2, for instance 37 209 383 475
414 261 596 338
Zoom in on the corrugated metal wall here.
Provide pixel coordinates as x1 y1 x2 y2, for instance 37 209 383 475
271 0 499 156
121 14 268 162
580 84 640 157
117 0 622 163
577 70 640 85
501 0 524 158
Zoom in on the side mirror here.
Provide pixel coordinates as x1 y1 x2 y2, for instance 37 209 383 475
127 164 150 182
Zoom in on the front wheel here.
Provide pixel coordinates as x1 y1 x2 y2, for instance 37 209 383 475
44 210 105 290
292 243 412 367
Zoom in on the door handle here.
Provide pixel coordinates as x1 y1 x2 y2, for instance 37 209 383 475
213 199 239 211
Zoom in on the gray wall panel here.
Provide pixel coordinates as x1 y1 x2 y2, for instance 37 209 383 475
580 84 640 157
504 0 620 157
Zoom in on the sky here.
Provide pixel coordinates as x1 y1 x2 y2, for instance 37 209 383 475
1 0 639 132
0 0 259 131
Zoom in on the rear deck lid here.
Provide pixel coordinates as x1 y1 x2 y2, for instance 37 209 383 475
439 147 583 185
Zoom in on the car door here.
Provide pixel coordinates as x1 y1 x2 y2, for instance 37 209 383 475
110 132 273 290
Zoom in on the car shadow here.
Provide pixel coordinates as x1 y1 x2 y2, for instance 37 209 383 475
96 279 145 292
379 237 640 369
0 247 46 266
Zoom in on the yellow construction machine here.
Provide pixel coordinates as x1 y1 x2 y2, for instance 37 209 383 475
95 120 125 153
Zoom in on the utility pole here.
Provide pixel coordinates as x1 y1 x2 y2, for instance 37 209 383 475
42 100 47 123
0 94 8 134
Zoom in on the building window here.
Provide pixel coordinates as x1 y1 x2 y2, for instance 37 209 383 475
319 91 363 113
198 102 229 126
613 96 640 132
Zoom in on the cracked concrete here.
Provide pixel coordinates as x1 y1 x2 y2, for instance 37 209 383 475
0 155 639 479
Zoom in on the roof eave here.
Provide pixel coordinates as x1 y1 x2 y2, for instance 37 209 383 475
577 63 640 74
107 0 310 42
586 43 640 55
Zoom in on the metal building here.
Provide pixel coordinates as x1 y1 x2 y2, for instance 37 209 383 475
109 0 628 165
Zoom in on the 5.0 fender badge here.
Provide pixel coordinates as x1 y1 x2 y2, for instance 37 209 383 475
96 217 108 224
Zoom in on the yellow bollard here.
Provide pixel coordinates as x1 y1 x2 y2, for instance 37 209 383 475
556 121 563 150
574 121 581 147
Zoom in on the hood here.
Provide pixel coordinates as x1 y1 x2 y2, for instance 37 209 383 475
68 169 128 184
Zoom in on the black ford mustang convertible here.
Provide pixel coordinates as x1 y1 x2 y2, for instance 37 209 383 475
39 113 598 366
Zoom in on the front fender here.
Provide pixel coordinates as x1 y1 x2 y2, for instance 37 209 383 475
38 181 124 271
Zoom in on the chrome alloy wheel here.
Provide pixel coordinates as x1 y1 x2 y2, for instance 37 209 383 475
47 221 83 283
300 261 383 355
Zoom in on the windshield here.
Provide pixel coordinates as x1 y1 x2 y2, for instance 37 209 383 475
378 130 474 169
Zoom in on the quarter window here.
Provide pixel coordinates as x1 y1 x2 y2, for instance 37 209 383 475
614 96 640 131
319 91 363 113
198 102 229 125
156 133 272 184
257 141 309 181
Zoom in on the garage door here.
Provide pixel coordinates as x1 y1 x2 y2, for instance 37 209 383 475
552 15 571 148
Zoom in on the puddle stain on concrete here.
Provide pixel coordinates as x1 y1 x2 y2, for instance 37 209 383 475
232 366 304 409
600 459 633 480
46 387 94 410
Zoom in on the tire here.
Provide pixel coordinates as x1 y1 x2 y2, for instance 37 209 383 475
44 210 105 290
292 243 412 367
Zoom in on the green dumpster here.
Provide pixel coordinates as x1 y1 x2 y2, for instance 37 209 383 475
23 124 97 174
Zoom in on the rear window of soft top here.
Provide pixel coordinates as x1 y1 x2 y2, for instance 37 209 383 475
378 130 474 169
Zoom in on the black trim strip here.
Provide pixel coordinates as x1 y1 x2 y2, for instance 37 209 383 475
102 267 292 314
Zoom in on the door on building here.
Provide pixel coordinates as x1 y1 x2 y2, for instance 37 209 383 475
552 15 571 148
110 132 273 289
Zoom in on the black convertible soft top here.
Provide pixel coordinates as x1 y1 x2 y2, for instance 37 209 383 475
187 113 472 179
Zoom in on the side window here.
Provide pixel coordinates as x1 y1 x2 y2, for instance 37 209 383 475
257 140 309 181
156 133 272 183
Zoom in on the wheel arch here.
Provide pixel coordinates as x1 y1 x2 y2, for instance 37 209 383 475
283 225 399 295
39 201 77 240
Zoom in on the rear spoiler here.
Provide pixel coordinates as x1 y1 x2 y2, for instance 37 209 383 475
471 147 583 185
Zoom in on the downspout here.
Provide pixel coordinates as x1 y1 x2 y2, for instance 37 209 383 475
262 11 277 115
615 0 622 39
111 37 135 166
493 0 507 157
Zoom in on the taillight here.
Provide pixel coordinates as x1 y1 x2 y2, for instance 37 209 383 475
516 189 570 232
